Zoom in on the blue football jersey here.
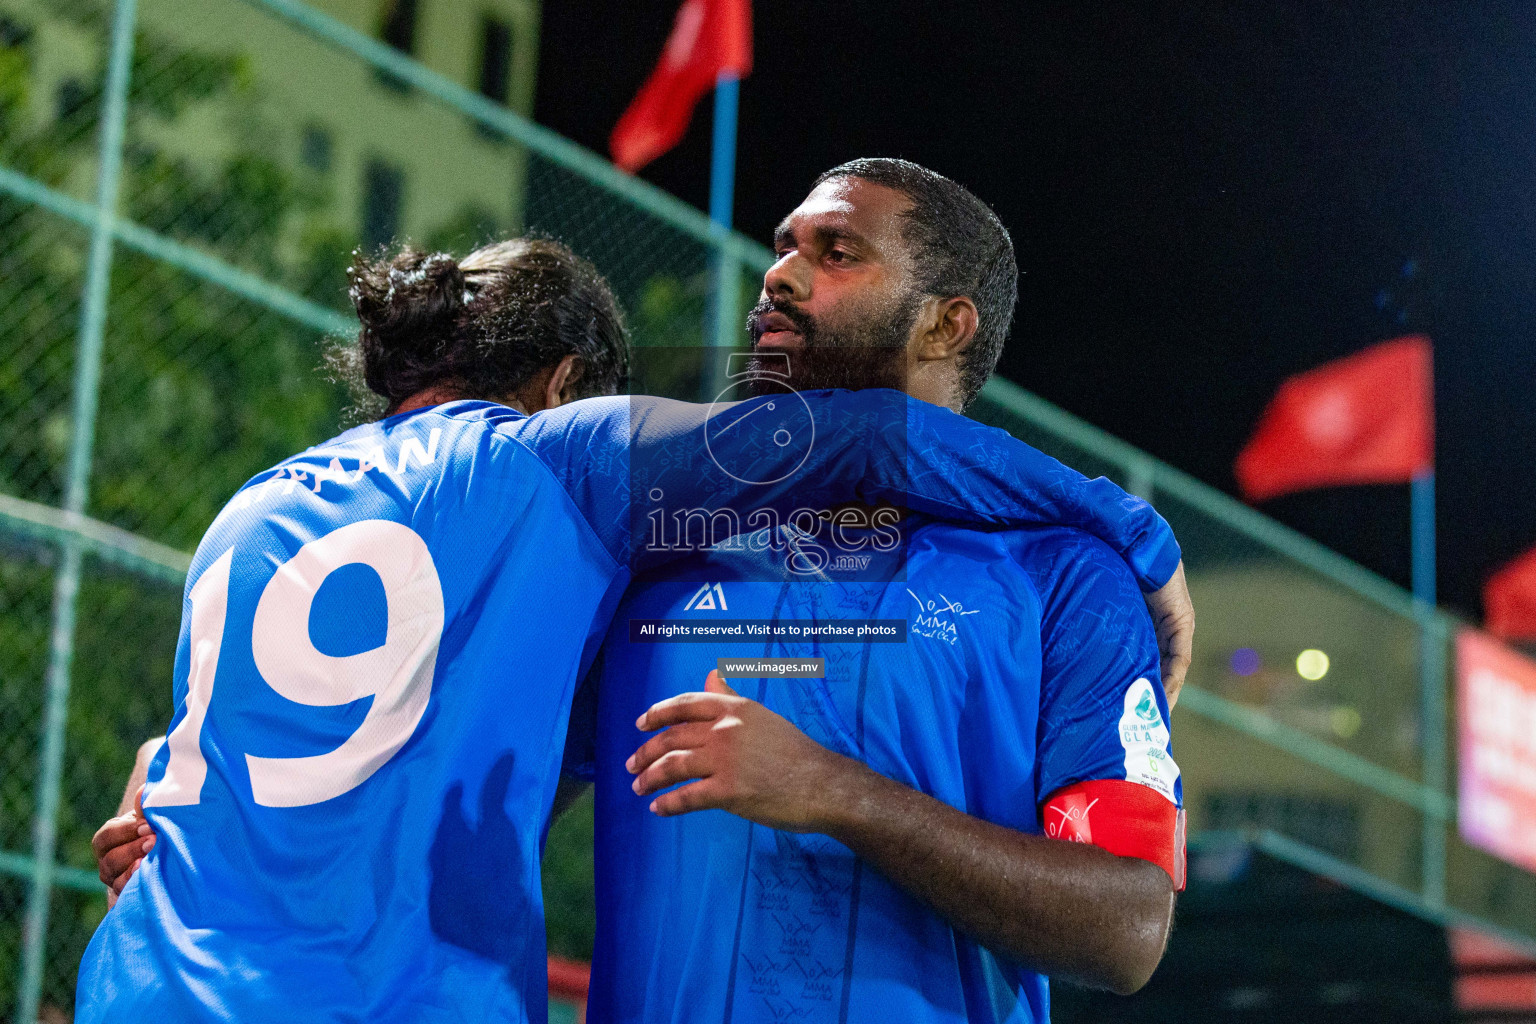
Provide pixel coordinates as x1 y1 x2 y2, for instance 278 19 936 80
577 520 1180 1024
77 391 1178 1023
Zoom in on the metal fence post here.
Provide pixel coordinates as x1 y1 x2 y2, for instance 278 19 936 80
704 235 742 400
15 0 137 1018
703 73 742 401
1126 455 1156 504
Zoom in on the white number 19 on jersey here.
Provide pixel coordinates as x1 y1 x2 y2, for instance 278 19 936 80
145 519 445 809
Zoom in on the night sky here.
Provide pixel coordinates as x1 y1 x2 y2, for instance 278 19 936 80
536 2 1536 620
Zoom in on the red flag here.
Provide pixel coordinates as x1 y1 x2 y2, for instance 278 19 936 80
1235 336 1434 502
610 0 752 173
1487 547 1536 642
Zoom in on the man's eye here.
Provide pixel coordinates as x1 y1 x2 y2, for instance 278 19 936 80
826 250 850 263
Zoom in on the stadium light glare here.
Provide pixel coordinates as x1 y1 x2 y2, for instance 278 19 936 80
1296 649 1330 680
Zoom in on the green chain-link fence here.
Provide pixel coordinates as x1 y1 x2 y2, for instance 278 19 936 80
2 0 1534 1020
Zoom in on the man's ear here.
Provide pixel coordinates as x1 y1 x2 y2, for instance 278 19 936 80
914 297 978 364
511 354 586 414
544 355 585 410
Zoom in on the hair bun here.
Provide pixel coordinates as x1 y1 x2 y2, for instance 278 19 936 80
349 249 467 347
347 248 470 402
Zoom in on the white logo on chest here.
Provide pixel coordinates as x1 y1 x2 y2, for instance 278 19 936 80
684 582 729 611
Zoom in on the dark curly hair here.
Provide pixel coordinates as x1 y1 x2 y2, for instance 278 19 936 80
329 237 630 419
812 158 1016 409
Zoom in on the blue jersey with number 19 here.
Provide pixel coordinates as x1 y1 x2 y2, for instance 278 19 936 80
77 391 1179 1024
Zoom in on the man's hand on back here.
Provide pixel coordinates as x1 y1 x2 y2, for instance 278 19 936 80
1144 560 1194 706
92 785 153 908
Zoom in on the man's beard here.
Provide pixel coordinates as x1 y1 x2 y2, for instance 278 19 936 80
743 293 917 396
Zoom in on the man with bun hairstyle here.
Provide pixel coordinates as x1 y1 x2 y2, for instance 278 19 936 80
76 234 1189 1024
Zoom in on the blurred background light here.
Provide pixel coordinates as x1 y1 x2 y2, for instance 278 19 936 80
1331 706 1362 738
1230 647 1262 676
1296 649 1331 680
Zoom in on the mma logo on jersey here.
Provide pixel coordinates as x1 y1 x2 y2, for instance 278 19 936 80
684 582 729 611
906 588 979 645
1119 678 1180 802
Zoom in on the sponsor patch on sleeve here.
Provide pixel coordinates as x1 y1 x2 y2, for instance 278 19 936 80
1119 677 1180 802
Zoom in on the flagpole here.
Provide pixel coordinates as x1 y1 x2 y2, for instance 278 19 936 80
1412 470 1435 608
1412 466 1446 907
704 71 741 399
1412 334 1444 907
709 72 739 234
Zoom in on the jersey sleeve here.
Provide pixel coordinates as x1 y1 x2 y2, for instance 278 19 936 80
1031 535 1185 888
508 389 1179 587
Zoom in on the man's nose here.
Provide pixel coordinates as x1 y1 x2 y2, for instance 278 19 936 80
762 251 811 302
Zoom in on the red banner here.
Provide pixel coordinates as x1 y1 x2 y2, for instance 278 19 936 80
1235 336 1433 502
1487 546 1536 642
1458 628 1536 872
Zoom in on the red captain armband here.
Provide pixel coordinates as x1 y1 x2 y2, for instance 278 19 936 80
1042 780 1187 891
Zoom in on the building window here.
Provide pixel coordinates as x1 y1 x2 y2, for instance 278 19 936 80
300 125 332 172
1205 791 1360 863
361 160 404 250
376 0 419 91
479 18 513 104
378 0 419 55
474 17 514 139
56 78 90 123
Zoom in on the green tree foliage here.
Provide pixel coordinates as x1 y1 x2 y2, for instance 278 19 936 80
543 790 596 961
